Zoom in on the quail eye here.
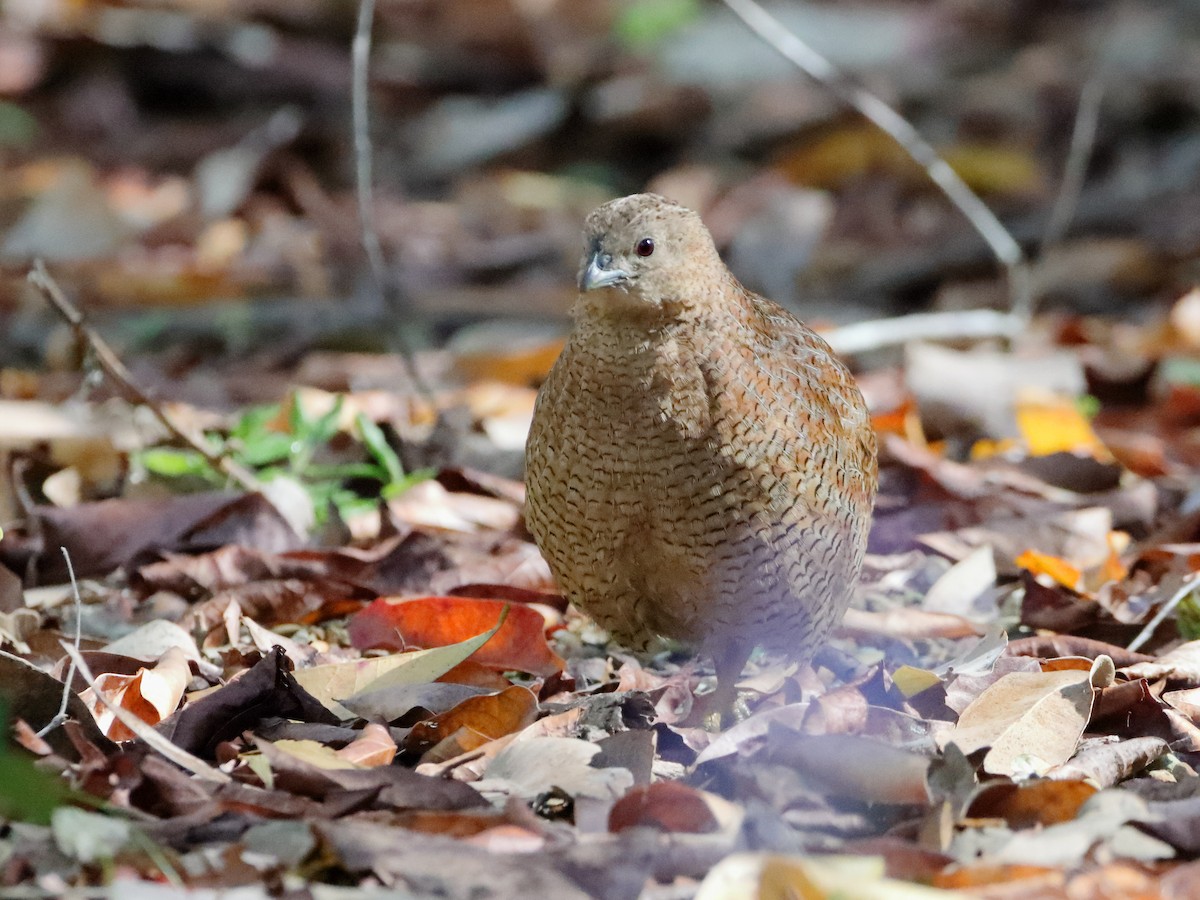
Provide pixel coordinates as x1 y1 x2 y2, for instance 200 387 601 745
635 237 655 258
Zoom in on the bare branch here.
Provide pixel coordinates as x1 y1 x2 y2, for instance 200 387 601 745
353 0 386 289
1127 575 1200 654
352 0 437 406
1041 73 1105 254
35 547 82 739
721 0 1031 318
27 261 261 493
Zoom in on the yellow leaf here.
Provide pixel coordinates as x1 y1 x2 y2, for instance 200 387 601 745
892 665 942 698
941 143 1044 196
773 124 919 189
969 437 1018 460
1014 392 1111 460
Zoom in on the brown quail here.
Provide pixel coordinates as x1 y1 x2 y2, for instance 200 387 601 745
525 193 877 716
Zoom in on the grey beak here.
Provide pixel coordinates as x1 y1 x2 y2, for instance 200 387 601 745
579 251 629 292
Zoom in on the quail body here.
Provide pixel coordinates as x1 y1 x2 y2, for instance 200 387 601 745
525 194 877 706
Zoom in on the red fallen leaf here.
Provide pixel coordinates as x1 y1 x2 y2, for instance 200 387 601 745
608 781 718 834
449 583 570 614
965 779 1097 828
348 596 565 676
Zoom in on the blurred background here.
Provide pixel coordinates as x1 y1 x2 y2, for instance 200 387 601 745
1 0 1197 345
0 0 1198 481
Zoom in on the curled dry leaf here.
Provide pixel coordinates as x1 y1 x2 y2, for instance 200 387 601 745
473 736 633 802
951 790 1172 868
387 479 521 533
921 545 996 618
1016 549 1084 593
82 646 191 742
269 739 361 771
1048 736 1169 788
770 734 931 806
1123 641 1200 684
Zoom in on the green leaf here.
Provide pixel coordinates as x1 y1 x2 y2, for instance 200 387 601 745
334 494 380 522
1178 591 1200 641
615 0 700 49
230 404 280 442
0 751 73 825
235 431 294 468
356 413 405 485
287 394 306 437
291 396 344 474
309 396 345 447
1075 394 1101 421
0 704 73 825
137 447 214 479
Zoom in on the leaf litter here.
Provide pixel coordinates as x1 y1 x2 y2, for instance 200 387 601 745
11 332 1200 899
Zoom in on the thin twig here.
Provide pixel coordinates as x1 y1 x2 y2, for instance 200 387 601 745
824 308 1022 356
59 640 231 783
35 547 82 739
721 0 1031 318
1127 575 1200 654
27 261 260 493
352 0 437 405
352 0 386 293
1040 73 1105 254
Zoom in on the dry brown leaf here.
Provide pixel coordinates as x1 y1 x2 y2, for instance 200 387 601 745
335 722 397 767
82 646 191 742
941 665 1099 777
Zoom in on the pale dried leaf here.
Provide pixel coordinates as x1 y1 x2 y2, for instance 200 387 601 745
942 668 1094 777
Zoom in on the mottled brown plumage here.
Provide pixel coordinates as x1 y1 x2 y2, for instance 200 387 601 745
525 194 877 712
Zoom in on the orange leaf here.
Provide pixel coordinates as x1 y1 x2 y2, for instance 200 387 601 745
870 397 925 446
1015 549 1083 592
965 779 1096 828
935 864 1061 890
348 596 564 675
1101 531 1130 584
408 685 538 759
